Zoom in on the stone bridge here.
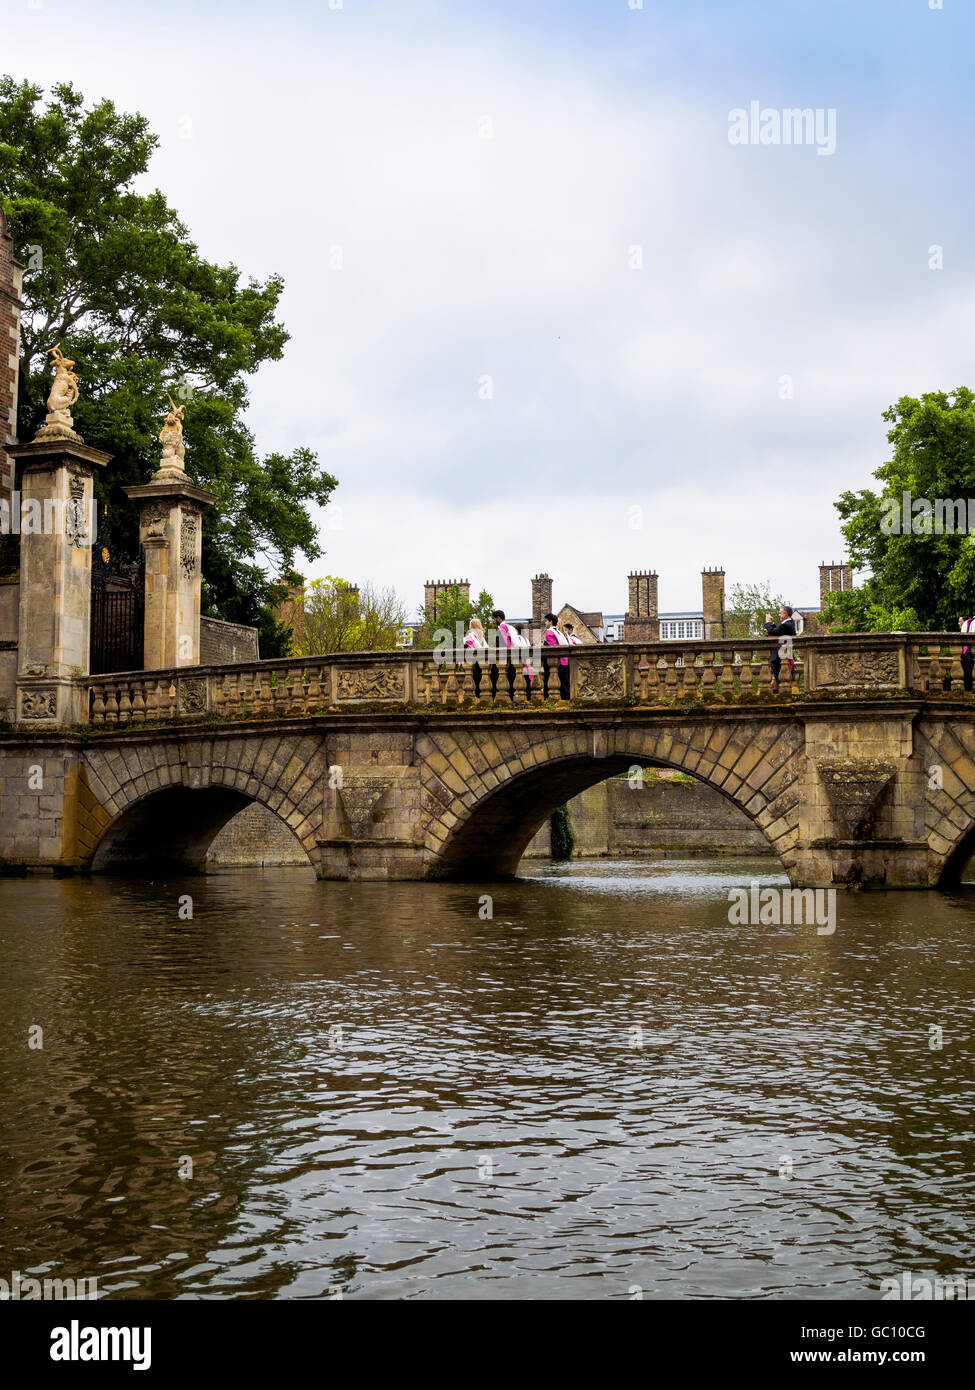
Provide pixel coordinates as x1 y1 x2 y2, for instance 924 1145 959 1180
4 632 975 888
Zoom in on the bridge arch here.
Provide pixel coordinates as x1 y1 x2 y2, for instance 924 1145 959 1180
419 717 803 879
78 731 326 874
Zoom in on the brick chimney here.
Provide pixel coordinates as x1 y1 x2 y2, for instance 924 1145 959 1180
531 573 553 629
819 561 853 605
423 578 470 621
0 208 23 509
701 567 725 639
625 570 659 641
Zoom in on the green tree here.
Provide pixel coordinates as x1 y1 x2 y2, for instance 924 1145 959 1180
289 577 408 655
0 77 337 656
725 582 787 639
550 804 575 861
831 388 975 630
415 584 495 647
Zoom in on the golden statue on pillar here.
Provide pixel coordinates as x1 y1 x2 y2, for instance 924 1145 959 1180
35 343 81 441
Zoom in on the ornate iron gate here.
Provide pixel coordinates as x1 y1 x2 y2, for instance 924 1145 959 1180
90 545 145 674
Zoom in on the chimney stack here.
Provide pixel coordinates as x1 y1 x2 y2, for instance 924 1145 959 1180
531 573 553 629
701 567 725 639
819 561 853 605
423 578 470 622
625 569 659 641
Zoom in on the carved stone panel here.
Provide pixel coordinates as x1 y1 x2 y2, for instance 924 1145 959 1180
815 757 896 838
180 513 198 578
337 667 404 701
141 501 169 540
815 651 900 688
575 657 624 700
178 677 208 714
66 476 89 548
21 687 58 720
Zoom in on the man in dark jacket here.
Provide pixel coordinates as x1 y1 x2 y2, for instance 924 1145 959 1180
764 606 797 693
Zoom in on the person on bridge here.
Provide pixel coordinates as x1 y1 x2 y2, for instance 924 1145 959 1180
959 613 975 691
764 605 796 694
564 624 581 644
491 609 533 698
543 612 571 699
464 616 487 696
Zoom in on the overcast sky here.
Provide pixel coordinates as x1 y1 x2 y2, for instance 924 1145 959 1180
3 0 973 617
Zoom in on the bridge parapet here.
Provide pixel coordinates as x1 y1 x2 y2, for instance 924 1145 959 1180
79 633 974 727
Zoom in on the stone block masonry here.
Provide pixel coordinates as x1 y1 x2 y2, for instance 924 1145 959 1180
199 616 259 666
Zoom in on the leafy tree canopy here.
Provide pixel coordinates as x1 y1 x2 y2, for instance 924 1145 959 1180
831 388 975 631
288 577 408 656
725 581 787 639
0 76 337 655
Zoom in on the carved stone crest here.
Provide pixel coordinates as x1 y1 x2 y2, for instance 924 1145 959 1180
21 688 58 720
337 667 404 700
816 651 899 688
575 657 624 700
178 678 207 714
142 501 169 539
180 513 198 577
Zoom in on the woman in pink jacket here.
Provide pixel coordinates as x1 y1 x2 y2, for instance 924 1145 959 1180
543 612 571 699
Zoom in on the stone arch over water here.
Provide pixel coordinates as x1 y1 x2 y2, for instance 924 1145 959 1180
80 731 326 874
421 717 804 880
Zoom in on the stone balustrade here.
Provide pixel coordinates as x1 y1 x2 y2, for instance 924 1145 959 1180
80 632 975 727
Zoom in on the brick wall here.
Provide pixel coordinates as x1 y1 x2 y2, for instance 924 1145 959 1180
205 802 309 867
526 773 772 856
0 208 24 507
199 615 259 665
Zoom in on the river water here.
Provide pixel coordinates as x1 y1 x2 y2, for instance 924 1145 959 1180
1 856 973 1301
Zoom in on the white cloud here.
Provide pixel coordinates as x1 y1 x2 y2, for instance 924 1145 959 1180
3 1 972 615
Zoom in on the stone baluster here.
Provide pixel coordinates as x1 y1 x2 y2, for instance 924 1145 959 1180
143 678 160 722
165 678 177 719
457 661 475 705
946 644 965 692
116 681 132 724
130 681 147 723
791 651 804 695
636 654 651 703
661 649 678 692
748 650 762 695
444 666 459 704
427 661 443 706
249 670 264 714
91 683 107 726
222 672 238 718
927 651 943 691
494 650 510 704
779 653 793 696
513 661 528 705
529 665 544 703
699 649 717 697
272 671 287 716
713 650 727 695
282 668 297 715
305 665 322 708
913 647 931 692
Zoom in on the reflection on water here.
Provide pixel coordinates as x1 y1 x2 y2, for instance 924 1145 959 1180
1 857 974 1300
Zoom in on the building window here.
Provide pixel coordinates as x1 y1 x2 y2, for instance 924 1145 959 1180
659 620 703 641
